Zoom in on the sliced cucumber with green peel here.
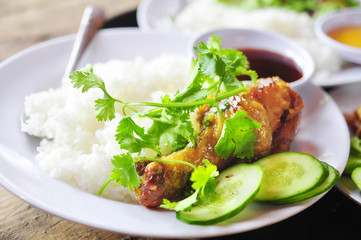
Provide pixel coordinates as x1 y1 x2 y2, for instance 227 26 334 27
275 162 340 204
255 152 327 203
344 155 361 175
351 167 361 191
176 163 263 225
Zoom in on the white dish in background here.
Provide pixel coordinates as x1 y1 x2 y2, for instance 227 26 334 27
316 64 361 87
0 28 350 238
136 0 361 87
137 0 190 31
314 7 361 87
330 82 361 206
315 8 361 65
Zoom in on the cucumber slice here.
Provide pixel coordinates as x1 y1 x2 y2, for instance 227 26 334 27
255 152 327 202
344 155 361 175
176 163 263 225
351 167 361 191
275 162 340 204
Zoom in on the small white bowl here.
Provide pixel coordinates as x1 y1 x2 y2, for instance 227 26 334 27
315 7 361 65
190 28 315 90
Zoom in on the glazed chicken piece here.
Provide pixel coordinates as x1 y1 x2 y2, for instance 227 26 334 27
134 77 304 208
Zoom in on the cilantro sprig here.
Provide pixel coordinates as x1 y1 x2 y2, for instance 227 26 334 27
98 153 196 193
70 35 261 208
69 35 259 155
215 110 261 159
162 159 219 211
98 153 218 211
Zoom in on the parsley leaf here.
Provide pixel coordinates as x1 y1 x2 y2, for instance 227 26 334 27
172 58 209 104
160 160 219 211
215 110 261 159
161 190 200 212
190 159 219 201
139 106 196 151
98 153 140 193
194 34 257 92
70 64 119 121
146 120 192 152
70 64 106 92
95 96 116 121
115 116 159 154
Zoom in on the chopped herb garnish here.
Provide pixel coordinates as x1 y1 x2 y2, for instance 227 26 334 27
161 159 219 211
204 119 212 126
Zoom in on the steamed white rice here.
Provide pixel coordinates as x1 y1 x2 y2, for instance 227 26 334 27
21 54 190 202
172 0 343 84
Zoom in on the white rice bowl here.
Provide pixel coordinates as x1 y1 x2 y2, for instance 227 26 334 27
21 54 190 203
173 0 343 84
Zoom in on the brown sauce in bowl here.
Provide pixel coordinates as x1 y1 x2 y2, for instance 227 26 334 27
238 49 303 83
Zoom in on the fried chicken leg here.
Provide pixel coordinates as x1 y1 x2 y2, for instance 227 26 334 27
134 77 304 208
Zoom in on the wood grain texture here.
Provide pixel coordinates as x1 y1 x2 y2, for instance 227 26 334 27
0 185 159 239
0 0 141 61
0 1 167 239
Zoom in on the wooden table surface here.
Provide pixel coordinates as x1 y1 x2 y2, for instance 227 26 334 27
0 1 162 239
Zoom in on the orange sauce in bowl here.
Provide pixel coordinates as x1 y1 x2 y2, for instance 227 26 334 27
327 25 361 48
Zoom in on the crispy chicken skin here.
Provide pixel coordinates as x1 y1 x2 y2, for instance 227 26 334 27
247 77 304 153
134 77 304 208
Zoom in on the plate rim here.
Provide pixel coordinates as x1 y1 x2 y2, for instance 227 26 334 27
330 82 361 206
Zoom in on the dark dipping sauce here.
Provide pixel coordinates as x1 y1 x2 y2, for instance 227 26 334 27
238 49 303 83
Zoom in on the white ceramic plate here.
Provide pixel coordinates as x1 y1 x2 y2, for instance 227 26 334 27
316 64 361 87
0 28 350 239
330 82 361 206
136 0 361 87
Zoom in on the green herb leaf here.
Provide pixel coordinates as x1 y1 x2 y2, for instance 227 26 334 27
172 58 208 104
109 153 140 191
161 190 199 212
160 160 219 211
69 64 106 92
115 117 159 154
215 110 261 159
195 35 257 91
198 53 226 79
147 120 189 152
206 34 222 51
190 159 219 201
70 64 118 121
95 96 116 121
147 110 195 151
